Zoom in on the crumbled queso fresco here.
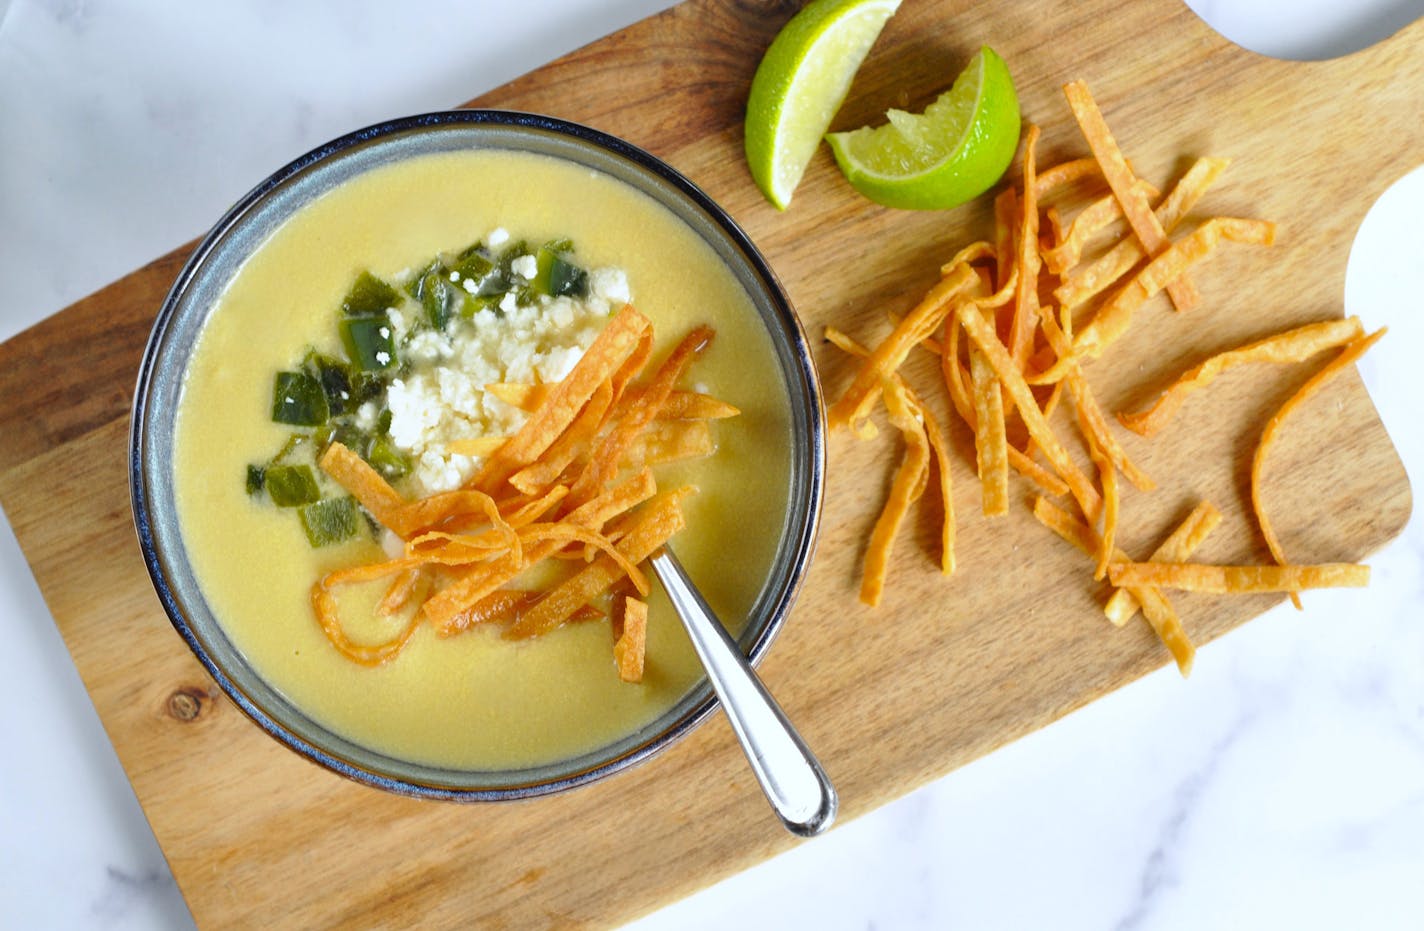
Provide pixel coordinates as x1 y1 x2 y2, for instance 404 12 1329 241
374 229 631 496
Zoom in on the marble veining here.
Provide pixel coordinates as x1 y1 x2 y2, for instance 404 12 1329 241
2 1 1423 929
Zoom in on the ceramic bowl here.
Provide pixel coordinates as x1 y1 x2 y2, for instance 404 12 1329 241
130 110 824 799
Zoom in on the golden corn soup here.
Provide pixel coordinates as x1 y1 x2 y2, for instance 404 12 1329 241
173 148 792 771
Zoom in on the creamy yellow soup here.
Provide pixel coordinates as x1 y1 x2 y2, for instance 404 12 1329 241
174 148 792 772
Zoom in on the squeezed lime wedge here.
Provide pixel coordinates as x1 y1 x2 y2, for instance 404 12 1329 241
826 46 1021 210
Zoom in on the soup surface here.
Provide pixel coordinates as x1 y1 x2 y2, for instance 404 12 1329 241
174 147 792 771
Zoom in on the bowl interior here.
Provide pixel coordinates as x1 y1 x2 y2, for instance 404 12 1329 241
131 110 824 799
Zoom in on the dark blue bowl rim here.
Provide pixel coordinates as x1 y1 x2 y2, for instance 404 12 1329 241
129 108 825 801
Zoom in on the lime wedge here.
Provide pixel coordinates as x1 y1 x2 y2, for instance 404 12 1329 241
826 46 1021 210
745 0 902 210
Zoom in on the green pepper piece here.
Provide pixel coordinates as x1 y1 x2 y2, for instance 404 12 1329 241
451 249 495 286
460 294 503 320
341 271 402 317
497 240 531 276
532 245 589 298
318 421 365 454
245 465 266 495
303 351 356 416
268 432 314 466
265 464 321 507
365 434 410 479
272 371 330 426
298 497 362 547
410 264 475 330
347 371 385 408
340 316 399 372
543 237 574 254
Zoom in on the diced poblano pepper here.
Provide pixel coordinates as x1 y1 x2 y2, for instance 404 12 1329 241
265 464 321 507
271 371 330 426
533 245 589 298
341 271 402 317
349 371 385 408
365 434 410 479
298 496 362 547
315 421 365 454
304 352 356 416
408 261 472 330
245 465 266 495
340 316 398 372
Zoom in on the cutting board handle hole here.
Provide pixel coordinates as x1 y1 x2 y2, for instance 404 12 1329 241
1188 0 1423 60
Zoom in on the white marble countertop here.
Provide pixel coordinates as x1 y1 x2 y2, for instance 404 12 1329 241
2 1 1422 927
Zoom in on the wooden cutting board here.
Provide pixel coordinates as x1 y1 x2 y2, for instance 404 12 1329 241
0 0 1415 926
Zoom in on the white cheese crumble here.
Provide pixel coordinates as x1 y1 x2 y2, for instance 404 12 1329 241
590 267 631 307
384 251 622 496
510 254 539 281
486 227 510 247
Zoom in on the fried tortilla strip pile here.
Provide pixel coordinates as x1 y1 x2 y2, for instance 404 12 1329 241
309 305 737 675
825 79 1377 674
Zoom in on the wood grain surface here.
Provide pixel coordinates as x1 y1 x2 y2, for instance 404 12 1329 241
0 0 1416 926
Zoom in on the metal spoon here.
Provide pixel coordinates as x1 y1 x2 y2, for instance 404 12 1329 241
649 549 837 837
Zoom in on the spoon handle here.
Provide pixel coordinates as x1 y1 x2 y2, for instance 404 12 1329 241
650 551 837 837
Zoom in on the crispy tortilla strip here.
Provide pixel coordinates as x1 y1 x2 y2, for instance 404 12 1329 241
827 262 978 436
994 186 1018 292
436 590 603 638
1154 155 1232 232
939 240 997 278
483 382 554 412
1063 79 1200 312
500 484 573 527
444 435 510 458
393 487 505 538
1104 501 1222 625
311 584 422 667
424 474 663 630
318 441 411 536
1042 179 1159 275
422 548 536 631
616 385 740 420
508 380 615 495
565 467 658 528
1251 328 1386 609
623 420 715 468
957 303 1102 519
436 589 534 638
474 304 651 491
861 378 932 606
1066 369 1154 491
1108 562 1370 592
378 568 425 616
969 339 1009 515
1119 316 1365 437
902 384 956 575
569 326 713 506
1032 497 1195 675
1033 157 1101 199
923 317 1069 497
518 522 649 595
1087 434 1118 582
1054 156 1231 314
614 597 648 683
506 488 693 639
1009 124 1043 370
823 328 957 573
1074 217 1277 358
